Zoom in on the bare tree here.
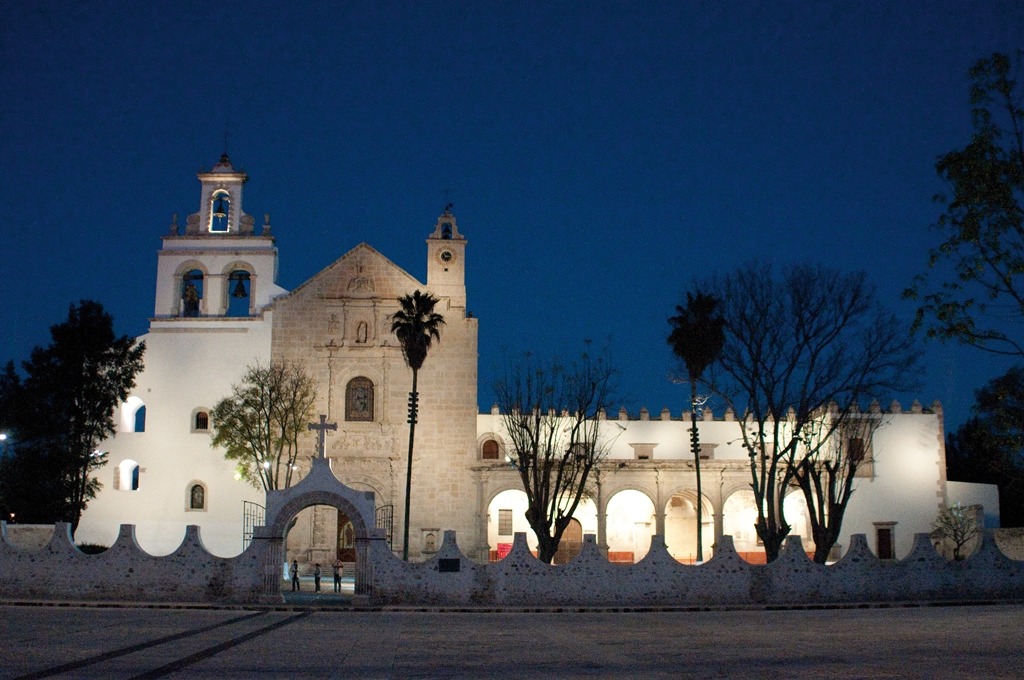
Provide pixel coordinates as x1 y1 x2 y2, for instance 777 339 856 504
211 361 317 491
792 410 886 563
932 502 983 560
494 345 618 564
707 262 920 562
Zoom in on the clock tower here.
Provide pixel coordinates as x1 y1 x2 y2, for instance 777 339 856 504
426 205 467 312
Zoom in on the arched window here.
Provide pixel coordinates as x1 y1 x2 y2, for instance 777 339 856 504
226 269 251 317
482 439 500 460
345 377 374 421
181 269 204 317
193 410 209 432
120 396 146 433
116 459 140 491
189 483 206 510
209 190 230 232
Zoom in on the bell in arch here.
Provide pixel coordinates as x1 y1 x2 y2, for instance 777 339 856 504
231 275 249 298
213 196 228 219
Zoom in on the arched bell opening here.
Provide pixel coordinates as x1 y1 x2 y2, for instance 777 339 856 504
226 269 252 317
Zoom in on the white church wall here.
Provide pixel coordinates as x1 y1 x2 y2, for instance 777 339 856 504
76 315 274 557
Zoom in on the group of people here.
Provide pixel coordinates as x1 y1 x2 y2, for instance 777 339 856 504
290 558 344 593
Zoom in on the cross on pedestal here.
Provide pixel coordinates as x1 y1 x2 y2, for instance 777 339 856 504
308 414 338 459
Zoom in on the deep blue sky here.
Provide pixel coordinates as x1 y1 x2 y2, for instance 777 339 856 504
2 1 1022 431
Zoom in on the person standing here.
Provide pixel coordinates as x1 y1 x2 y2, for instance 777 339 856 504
333 560 342 593
314 563 322 593
291 559 300 592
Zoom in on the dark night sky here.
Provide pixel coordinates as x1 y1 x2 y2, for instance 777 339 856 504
1 1 1022 430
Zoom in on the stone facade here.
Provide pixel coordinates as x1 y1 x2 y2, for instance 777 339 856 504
74 155 998 573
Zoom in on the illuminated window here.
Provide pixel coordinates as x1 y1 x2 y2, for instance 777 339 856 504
345 377 374 421
482 439 500 460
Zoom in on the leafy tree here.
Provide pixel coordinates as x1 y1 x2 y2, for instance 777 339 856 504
667 292 725 562
707 262 919 562
211 361 317 491
494 344 618 564
0 301 144 530
946 366 1024 526
932 502 983 560
391 290 445 560
906 52 1024 357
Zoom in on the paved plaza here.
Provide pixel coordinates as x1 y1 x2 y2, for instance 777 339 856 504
2 603 1023 679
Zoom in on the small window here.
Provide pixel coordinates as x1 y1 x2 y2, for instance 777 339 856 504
345 377 374 421
482 440 500 460
194 410 210 432
498 508 513 536
189 483 206 510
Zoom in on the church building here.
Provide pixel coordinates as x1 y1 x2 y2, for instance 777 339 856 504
75 156 998 566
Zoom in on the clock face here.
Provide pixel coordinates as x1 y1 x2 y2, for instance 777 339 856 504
439 250 454 263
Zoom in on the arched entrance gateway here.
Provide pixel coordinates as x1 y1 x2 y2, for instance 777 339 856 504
251 457 381 601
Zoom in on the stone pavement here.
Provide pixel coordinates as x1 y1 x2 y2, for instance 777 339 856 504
3 603 1024 679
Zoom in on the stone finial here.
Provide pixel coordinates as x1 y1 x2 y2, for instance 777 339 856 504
640 407 649 421
870 399 881 414
661 407 671 421
702 407 713 421
169 213 179 235
724 406 735 421
911 399 922 413
890 400 902 414
931 400 943 414
490 403 500 415
618 407 629 421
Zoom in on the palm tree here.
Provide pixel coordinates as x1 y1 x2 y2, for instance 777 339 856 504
668 292 725 563
391 290 445 560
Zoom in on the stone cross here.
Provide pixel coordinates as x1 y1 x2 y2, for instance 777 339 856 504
308 414 338 459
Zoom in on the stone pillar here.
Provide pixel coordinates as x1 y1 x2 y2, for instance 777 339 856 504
654 469 666 535
474 471 490 562
596 475 609 557
206 274 227 315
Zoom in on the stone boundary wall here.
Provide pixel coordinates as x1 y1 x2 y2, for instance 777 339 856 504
364 530 1024 607
2 522 1023 606
0 523 263 603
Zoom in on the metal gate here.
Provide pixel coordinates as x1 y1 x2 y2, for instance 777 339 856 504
375 504 394 549
242 501 265 550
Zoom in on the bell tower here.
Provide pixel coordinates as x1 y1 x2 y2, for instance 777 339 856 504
426 205 467 312
152 154 279 320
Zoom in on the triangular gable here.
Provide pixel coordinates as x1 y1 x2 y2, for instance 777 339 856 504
268 243 424 308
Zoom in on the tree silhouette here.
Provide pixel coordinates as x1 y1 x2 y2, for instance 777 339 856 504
391 290 445 560
668 292 724 562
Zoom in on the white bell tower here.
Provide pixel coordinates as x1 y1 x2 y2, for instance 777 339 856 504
151 154 279 320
